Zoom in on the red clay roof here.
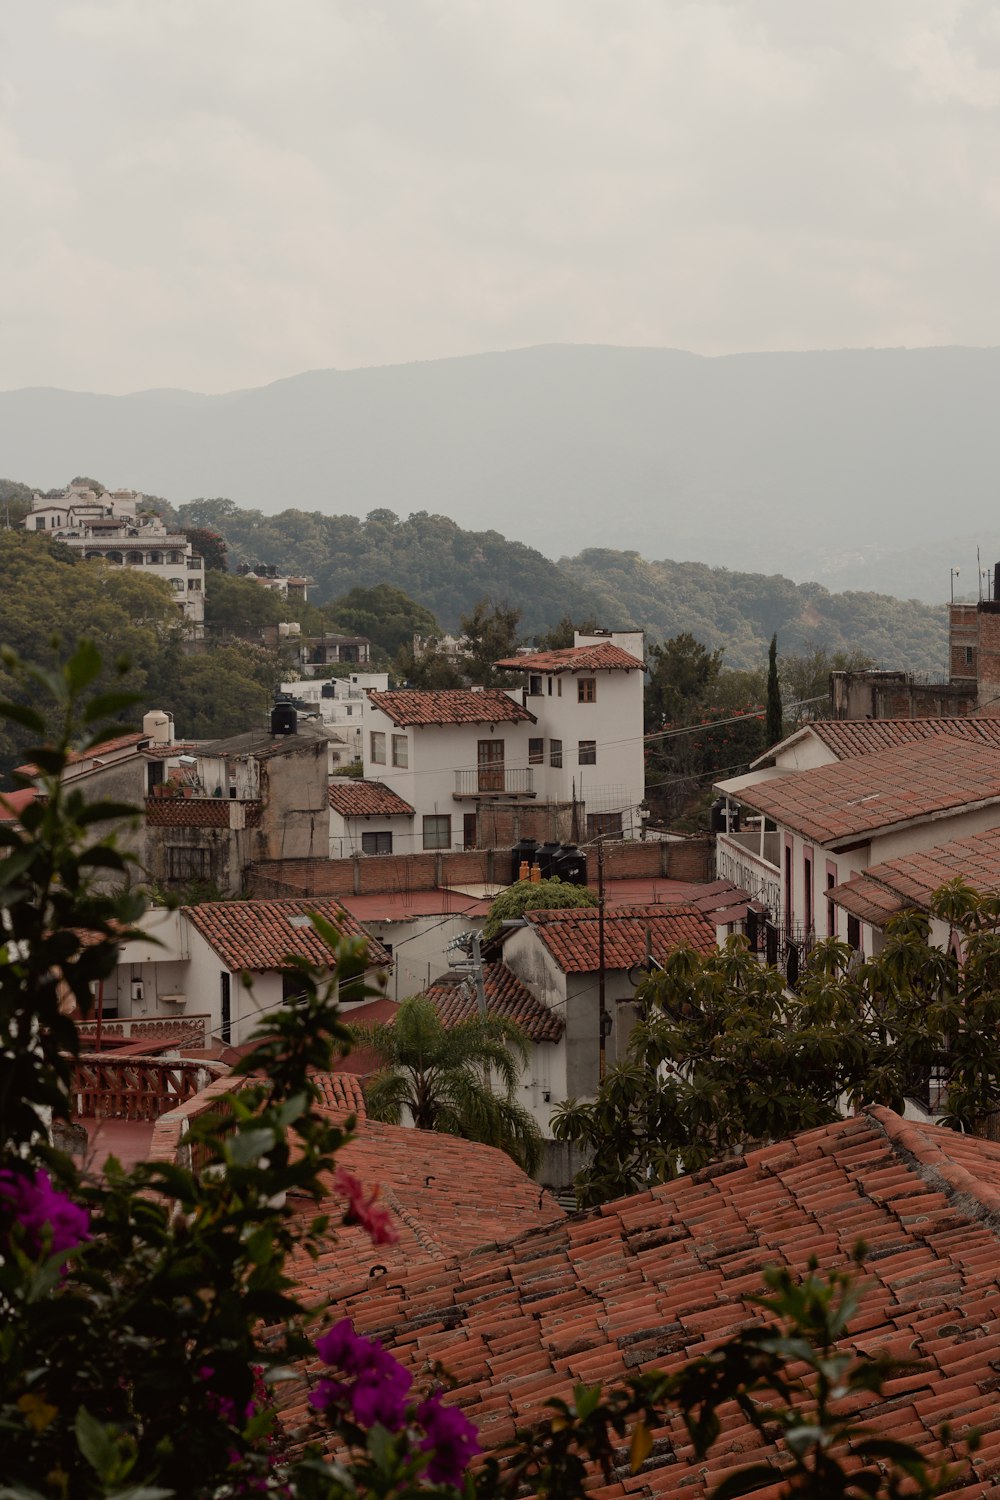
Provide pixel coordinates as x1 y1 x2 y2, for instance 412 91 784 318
182 899 392 972
756 716 1000 769
285 1105 563 1302
741 735 1000 847
366 689 536 727
494 642 644 673
423 963 564 1043
830 824 1000 927
292 1108 1000 1492
0 786 39 822
328 780 415 817
519 903 716 971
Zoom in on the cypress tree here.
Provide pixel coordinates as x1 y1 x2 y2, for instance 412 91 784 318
766 633 783 746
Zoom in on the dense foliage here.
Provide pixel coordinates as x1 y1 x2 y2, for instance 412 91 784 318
482 877 598 942
554 885 1000 1207
0 644 969 1497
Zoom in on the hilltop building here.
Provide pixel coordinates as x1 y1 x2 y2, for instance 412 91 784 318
23 484 205 630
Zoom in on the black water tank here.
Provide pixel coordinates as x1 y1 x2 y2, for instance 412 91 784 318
321 682 337 699
511 838 538 878
553 843 588 886
270 703 298 735
536 841 562 880
710 797 726 832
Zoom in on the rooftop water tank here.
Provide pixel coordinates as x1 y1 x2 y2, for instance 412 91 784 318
553 843 588 886
270 702 298 736
142 709 173 746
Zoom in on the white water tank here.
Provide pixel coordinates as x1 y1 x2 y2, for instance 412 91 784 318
143 710 174 745
278 621 301 637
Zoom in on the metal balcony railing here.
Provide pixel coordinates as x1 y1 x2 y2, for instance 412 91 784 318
454 766 534 797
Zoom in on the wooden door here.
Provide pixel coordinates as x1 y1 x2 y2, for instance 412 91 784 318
477 739 504 792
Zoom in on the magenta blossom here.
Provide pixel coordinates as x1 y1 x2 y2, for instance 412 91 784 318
0 1168 90 1266
417 1394 481 1487
333 1168 399 1246
311 1319 412 1433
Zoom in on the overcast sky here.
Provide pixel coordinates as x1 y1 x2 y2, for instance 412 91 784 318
3 1 1000 393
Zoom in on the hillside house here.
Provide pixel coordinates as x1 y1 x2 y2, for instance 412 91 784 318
24 485 206 630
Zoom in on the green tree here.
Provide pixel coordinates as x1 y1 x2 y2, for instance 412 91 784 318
460 596 522 687
349 996 543 1172
766 633 783 746
554 882 1000 1207
781 648 876 725
324 584 443 661
482 877 598 942
645 633 723 732
394 639 466 689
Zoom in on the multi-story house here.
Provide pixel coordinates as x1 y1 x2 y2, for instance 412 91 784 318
349 629 646 855
24 485 205 630
713 729 1000 967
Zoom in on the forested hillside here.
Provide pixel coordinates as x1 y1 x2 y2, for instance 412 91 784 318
175 498 947 673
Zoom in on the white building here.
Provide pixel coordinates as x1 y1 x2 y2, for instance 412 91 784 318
713 731 1000 965
356 630 646 855
95 899 392 1049
279 672 389 762
24 485 205 629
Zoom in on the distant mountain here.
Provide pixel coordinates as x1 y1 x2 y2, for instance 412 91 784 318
4 343 1000 600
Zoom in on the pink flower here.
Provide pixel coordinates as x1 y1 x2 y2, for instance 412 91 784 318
333 1168 399 1245
0 1168 89 1271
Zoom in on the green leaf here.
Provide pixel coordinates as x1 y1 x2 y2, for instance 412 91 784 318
709 1463 782 1499
75 1406 118 1479
64 640 102 694
227 1126 276 1166
83 691 144 726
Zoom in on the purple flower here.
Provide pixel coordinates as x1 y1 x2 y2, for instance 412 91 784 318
312 1319 412 1433
0 1168 90 1266
417 1394 480 1487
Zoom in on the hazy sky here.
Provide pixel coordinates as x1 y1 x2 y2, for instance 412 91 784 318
4 1 1000 393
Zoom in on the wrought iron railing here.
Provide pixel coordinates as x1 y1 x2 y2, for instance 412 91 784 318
454 767 534 796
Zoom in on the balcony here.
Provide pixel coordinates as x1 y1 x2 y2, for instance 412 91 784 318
454 767 535 799
716 829 780 916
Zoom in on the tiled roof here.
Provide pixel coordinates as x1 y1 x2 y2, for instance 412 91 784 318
182 899 392 972
422 963 564 1042
284 1109 563 1302
830 824 1000 927
308 1070 368 1120
519 904 716 972
494 642 644 673
294 1108 1000 1492
366 689 536 727
756 716 1000 768
328 780 415 817
0 787 39 822
741 735 1000 847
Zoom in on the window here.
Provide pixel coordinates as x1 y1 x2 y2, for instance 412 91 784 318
826 868 837 938
578 677 597 703
528 674 543 697
965 645 975 665
549 739 563 768
361 831 393 855
422 814 451 850
803 848 813 935
167 846 210 880
463 813 477 850
528 736 544 765
391 734 408 768
578 740 597 766
34 516 45 530
587 811 622 838
847 914 861 952
188 578 202 591
370 731 386 764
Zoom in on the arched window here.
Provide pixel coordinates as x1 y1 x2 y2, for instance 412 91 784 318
147 551 163 565
168 551 184 564
104 551 123 565
126 551 144 565
170 578 185 592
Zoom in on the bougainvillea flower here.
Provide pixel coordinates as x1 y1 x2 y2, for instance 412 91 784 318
417 1393 481 1486
332 1168 399 1245
0 1168 90 1263
312 1319 413 1432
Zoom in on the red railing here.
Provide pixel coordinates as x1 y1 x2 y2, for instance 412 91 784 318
71 1055 226 1121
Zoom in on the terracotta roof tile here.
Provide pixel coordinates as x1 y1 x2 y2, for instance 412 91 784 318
366 689 535 727
422 963 564 1042
328 780 415 817
494 643 644 673
830 824 1000 926
518 904 716 972
741 736 1000 846
182 899 391 972
290 1108 1000 1494
810 717 1000 759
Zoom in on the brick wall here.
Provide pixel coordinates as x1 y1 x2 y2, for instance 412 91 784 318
246 836 713 898
977 604 1000 706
